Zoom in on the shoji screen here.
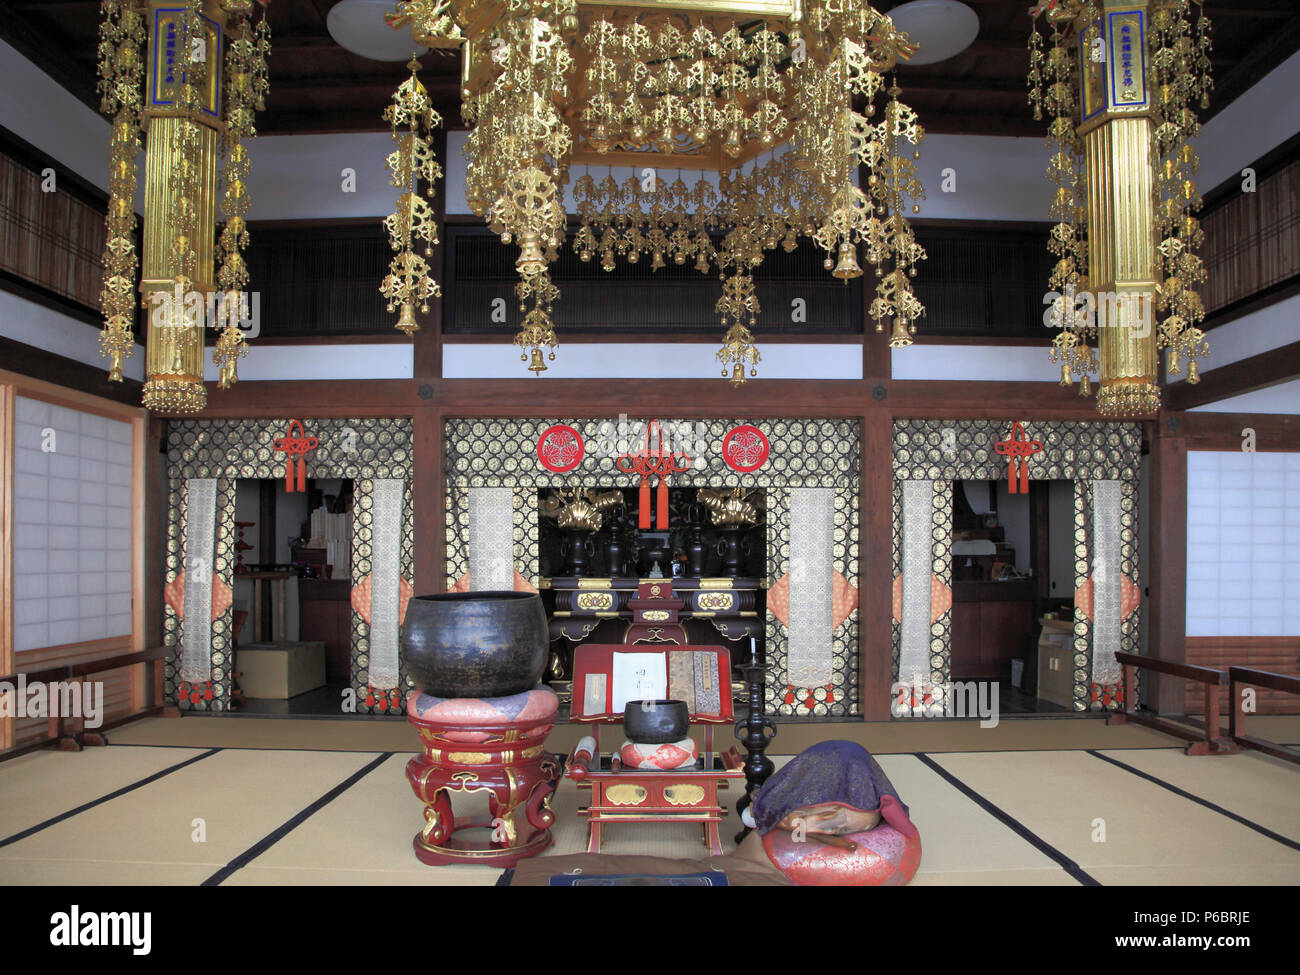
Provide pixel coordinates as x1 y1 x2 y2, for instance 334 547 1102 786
1186 451 1300 637
11 395 133 652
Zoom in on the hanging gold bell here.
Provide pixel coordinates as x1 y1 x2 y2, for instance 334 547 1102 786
888 318 912 348
528 347 547 374
1060 364 1072 387
395 301 419 335
1079 374 1092 396
832 240 862 280
1186 359 1200 384
517 233 547 277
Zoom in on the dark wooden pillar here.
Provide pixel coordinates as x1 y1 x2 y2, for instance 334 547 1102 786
1146 420 1188 714
412 129 446 382
258 479 276 641
860 409 894 719
413 406 445 594
144 417 167 655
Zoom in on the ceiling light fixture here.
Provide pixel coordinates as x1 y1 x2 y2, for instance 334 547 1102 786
886 0 979 66
328 0 427 60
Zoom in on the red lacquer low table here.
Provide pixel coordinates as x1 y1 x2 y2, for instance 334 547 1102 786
406 689 562 867
567 644 743 855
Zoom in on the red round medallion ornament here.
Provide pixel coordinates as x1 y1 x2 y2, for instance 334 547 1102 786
722 425 770 472
537 424 584 473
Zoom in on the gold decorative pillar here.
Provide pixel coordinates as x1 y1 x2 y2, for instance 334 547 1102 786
140 1 225 413
1077 4 1159 417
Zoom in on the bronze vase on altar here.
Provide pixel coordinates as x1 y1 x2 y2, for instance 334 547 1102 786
715 526 750 577
560 528 596 577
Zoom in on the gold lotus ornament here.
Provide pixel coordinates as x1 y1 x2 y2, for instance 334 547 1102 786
542 488 622 532
697 487 761 527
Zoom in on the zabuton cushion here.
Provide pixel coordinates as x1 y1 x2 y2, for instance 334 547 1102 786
618 737 699 770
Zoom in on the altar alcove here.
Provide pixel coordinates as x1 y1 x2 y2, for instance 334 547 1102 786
444 417 861 717
891 420 1145 714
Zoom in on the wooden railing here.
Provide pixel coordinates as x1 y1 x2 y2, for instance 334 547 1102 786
0 646 177 763
1229 667 1300 767
1107 651 1238 755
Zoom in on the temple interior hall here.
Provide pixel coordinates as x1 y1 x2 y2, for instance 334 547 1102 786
1 0 1299 898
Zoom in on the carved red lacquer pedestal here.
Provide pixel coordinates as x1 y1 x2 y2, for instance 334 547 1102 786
405 690 562 867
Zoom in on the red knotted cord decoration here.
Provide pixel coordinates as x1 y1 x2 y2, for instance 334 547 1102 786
616 420 692 529
273 419 319 493
994 421 1044 495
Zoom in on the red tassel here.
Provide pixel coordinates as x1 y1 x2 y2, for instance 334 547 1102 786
638 477 651 529
365 686 376 707
296 457 307 493
203 682 213 701
825 684 835 704
284 458 295 493
784 685 795 705
656 477 669 528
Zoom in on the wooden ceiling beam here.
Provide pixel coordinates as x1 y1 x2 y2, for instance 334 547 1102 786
1165 340 1300 411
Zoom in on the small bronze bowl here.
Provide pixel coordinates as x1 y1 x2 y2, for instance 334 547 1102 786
623 699 690 744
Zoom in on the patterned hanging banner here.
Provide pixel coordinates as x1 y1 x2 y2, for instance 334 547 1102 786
786 487 834 688
469 487 515 591
181 478 217 685
368 479 405 691
899 479 935 691
1091 479 1122 686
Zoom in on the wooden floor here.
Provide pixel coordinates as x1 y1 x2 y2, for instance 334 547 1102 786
1 716 1298 886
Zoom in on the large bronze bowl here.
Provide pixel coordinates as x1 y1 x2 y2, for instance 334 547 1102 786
400 591 548 699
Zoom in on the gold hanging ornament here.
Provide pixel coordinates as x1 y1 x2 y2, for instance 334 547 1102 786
389 0 927 383
97 0 147 383
381 56 443 336
213 0 270 388
98 0 270 412
1028 0 1212 416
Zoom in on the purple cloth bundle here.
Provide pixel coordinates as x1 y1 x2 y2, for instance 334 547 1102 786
750 740 909 834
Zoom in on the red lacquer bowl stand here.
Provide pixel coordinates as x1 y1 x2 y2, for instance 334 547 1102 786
406 698 562 868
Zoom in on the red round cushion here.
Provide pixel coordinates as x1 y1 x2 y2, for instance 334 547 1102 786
407 687 558 743
618 738 699 770
762 824 922 886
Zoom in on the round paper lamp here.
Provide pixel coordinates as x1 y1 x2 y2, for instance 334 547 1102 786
888 0 980 66
327 0 429 62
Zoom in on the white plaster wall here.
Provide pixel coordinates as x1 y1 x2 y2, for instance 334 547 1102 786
0 39 112 192
201 343 413 381
442 342 862 379
0 290 145 382
1170 293 1300 380
244 132 396 220
890 344 1059 382
1190 380 1300 415
1196 50 1300 191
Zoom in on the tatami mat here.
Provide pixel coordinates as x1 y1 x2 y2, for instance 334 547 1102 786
927 750 1300 885
0 746 205 841
1092 748 1300 844
876 754 1078 883
6 720 1300 885
0 749 380 884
